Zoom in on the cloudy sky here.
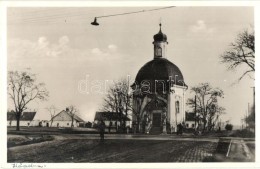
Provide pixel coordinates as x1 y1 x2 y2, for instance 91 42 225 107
7 7 254 125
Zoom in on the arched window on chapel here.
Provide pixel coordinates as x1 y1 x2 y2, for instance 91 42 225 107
175 101 180 114
155 47 162 57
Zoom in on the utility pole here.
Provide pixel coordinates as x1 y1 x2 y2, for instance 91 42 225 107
251 87 255 108
241 118 244 130
245 110 248 130
248 103 250 115
247 102 250 131
251 86 255 133
194 95 197 130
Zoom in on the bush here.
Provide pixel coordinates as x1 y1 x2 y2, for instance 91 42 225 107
92 123 99 129
225 124 233 131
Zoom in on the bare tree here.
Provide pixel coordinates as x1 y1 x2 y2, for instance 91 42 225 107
187 83 225 131
8 70 49 131
220 29 255 81
46 105 58 127
67 105 78 127
101 78 162 133
100 78 131 127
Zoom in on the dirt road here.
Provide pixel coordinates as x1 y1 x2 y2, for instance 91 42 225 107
8 138 217 163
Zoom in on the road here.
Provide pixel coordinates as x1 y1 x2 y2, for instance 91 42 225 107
7 134 254 163
8 134 219 163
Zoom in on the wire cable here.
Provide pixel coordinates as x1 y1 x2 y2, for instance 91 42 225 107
8 6 175 25
96 6 175 19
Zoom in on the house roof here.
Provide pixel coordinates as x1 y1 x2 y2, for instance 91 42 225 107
7 112 16 121
7 111 36 121
52 109 85 122
73 114 85 122
185 112 196 121
94 112 130 121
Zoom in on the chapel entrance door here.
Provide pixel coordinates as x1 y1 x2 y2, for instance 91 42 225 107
152 113 161 127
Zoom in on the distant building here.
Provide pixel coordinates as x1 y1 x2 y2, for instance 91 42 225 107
51 108 85 128
94 112 131 132
39 120 50 127
84 121 93 128
185 112 196 129
7 111 38 127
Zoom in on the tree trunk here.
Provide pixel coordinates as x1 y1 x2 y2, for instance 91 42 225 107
203 118 207 132
208 118 212 131
136 117 140 133
16 113 21 131
71 117 74 127
16 119 20 131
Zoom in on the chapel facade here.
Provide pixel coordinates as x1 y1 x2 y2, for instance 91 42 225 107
131 24 187 134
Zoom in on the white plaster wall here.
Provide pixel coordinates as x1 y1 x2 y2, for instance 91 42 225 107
8 120 39 127
186 121 195 128
20 121 29 126
169 86 186 130
30 120 41 126
51 121 78 127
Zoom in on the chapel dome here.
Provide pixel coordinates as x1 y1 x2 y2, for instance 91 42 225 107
135 58 186 92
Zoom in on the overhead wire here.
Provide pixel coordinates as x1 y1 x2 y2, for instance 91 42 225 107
96 6 175 19
9 12 88 23
8 6 175 25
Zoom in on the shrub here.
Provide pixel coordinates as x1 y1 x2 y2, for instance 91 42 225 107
225 124 233 131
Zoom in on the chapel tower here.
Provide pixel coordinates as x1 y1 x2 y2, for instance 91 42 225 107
153 23 168 59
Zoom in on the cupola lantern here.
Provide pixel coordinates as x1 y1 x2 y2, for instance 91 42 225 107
153 23 168 59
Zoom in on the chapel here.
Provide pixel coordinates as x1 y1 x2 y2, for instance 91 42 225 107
131 24 188 134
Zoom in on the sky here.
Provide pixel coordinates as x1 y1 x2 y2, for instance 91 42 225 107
7 7 254 126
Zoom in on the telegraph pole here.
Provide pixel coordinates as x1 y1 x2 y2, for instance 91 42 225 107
251 86 255 133
241 118 244 130
251 87 255 108
248 103 250 115
194 95 197 130
248 102 250 131
245 109 248 130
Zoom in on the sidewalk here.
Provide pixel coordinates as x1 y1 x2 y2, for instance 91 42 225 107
227 139 255 162
213 138 255 162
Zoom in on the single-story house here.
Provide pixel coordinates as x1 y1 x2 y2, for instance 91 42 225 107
51 108 85 128
7 111 38 127
94 112 131 132
185 112 196 129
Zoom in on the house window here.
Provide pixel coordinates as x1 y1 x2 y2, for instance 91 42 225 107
192 124 195 128
67 123 69 126
186 123 189 128
175 101 180 114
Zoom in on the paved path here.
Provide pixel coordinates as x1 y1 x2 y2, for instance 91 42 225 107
227 139 255 162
